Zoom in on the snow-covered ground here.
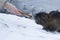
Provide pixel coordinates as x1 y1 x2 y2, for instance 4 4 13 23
0 13 60 40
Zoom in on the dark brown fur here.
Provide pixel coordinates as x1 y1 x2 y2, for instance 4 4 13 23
34 11 60 32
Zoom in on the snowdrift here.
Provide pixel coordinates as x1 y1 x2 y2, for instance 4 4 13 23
0 13 60 40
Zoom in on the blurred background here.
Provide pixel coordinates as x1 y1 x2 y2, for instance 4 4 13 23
1 0 60 19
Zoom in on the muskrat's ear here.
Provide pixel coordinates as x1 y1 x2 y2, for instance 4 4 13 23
44 14 53 21
48 15 53 21
45 14 49 18
44 14 49 19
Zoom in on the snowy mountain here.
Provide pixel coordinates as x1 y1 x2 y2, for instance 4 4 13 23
0 13 60 40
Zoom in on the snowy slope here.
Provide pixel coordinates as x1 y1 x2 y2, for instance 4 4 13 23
0 13 60 40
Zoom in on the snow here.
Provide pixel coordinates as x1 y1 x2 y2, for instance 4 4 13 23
0 13 60 40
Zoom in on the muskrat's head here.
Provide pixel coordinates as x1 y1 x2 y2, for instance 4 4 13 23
34 12 49 25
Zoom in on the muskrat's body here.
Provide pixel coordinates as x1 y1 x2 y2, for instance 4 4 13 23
34 11 60 32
